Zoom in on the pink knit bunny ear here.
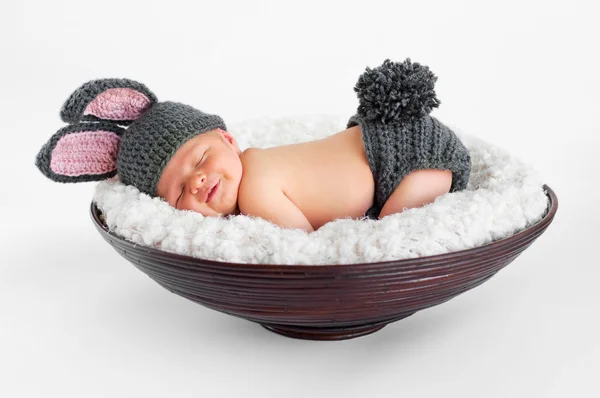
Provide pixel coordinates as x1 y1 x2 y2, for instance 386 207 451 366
60 78 158 125
35 121 125 183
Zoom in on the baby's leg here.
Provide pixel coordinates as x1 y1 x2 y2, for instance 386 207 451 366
378 169 452 219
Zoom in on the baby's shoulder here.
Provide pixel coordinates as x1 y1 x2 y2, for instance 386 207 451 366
238 147 283 202
240 147 272 178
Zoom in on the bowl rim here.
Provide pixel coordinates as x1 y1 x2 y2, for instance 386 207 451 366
90 184 558 271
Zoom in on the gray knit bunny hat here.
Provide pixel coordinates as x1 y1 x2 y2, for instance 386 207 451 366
35 79 226 197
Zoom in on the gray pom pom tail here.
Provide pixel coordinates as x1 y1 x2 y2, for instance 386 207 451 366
353 58 440 124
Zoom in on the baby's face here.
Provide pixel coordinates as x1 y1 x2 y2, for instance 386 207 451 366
156 128 243 217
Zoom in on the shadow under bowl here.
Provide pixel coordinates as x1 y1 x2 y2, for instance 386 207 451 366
90 185 558 341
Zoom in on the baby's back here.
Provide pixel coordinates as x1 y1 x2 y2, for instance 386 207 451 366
239 125 375 230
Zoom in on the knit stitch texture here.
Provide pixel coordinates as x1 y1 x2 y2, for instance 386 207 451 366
348 115 471 219
117 101 226 196
346 59 471 219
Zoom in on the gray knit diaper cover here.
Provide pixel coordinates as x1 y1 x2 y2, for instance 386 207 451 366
348 115 471 220
347 58 471 220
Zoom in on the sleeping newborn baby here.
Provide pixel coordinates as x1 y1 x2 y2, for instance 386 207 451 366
36 58 471 233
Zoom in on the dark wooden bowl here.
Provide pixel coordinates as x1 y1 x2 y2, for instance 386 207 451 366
90 185 558 341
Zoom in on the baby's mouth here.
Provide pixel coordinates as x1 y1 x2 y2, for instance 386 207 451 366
206 179 220 203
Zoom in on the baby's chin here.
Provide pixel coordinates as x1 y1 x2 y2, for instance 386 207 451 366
217 201 240 217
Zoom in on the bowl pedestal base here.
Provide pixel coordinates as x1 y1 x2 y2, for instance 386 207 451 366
260 313 415 341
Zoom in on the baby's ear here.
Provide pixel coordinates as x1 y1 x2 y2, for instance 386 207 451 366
60 78 158 125
35 121 124 183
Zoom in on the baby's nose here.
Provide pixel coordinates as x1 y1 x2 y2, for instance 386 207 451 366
190 174 207 194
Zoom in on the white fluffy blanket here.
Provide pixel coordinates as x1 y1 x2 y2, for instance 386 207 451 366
93 115 549 265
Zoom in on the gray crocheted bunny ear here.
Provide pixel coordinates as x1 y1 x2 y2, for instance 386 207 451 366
35 121 125 183
60 78 158 125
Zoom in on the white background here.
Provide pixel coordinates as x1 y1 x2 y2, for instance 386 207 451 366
1 0 598 397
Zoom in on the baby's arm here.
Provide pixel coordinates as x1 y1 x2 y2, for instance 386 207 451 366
239 187 314 233
238 149 313 232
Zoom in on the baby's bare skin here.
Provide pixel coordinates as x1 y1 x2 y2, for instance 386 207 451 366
241 125 374 231
156 126 452 232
